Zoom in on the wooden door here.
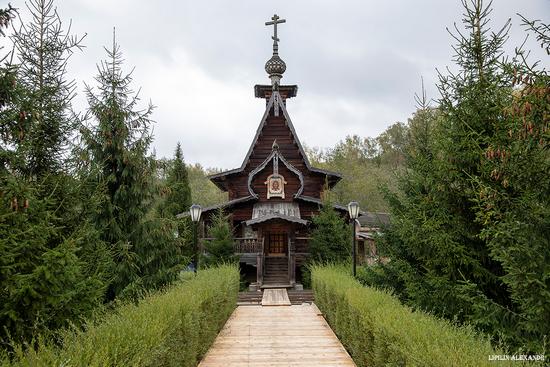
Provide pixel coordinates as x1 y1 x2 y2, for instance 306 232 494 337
267 232 287 256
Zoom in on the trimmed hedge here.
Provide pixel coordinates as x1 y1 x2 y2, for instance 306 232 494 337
3 265 239 367
311 265 535 367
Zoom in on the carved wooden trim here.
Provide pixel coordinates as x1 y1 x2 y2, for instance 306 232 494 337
208 88 343 190
247 149 304 198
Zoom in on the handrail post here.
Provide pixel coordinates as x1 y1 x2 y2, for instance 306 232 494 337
257 237 265 286
288 237 295 285
290 252 295 286
257 252 263 286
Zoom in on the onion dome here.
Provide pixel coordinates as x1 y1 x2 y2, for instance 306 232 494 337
264 14 287 88
265 54 286 77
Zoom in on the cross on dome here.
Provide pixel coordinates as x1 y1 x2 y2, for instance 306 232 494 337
264 14 287 88
265 14 286 47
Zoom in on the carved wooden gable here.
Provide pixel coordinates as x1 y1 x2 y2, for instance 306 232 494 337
208 89 342 201
248 139 303 201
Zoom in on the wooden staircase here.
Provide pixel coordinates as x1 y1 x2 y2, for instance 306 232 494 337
263 256 289 286
237 291 262 305
237 290 314 305
287 290 314 304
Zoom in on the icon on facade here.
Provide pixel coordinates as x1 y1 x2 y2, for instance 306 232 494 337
265 174 287 199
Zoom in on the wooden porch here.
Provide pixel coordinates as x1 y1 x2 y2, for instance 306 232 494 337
234 236 309 288
200 237 311 288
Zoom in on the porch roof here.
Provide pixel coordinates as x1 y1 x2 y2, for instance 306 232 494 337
245 213 309 226
176 195 257 219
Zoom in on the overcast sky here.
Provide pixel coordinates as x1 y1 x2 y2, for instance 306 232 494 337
6 0 550 169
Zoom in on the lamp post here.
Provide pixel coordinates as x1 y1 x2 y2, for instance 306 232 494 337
190 204 202 273
347 201 360 277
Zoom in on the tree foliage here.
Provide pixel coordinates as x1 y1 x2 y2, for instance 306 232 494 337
364 0 549 353
155 160 226 209
471 14 550 352
0 0 547 357
0 0 110 347
159 142 192 218
309 199 351 263
80 33 186 299
203 209 237 267
187 163 227 207
156 143 193 259
11 0 85 176
306 122 408 213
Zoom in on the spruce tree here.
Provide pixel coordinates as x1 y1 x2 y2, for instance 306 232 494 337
12 0 85 176
0 4 19 173
471 15 550 352
370 0 548 353
203 209 237 267
1 0 110 347
309 199 351 263
160 142 191 217
82 33 185 299
158 142 193 260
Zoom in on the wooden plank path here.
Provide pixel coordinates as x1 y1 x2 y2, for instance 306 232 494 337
199 303 356 367
261 288 291 306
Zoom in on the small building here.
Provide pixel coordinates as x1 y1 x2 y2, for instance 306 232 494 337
188 15 349 289
355 212 390 265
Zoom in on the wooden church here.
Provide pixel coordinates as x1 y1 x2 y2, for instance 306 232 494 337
194 15 347 289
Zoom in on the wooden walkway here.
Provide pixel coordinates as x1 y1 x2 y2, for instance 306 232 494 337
261 288 291 306
199 304 356 367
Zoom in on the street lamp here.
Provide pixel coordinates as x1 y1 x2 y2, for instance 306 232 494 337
348 201 360 277
190 204 202 273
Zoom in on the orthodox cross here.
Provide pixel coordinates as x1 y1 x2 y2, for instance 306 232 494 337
265 14 286 53
265 14 286 42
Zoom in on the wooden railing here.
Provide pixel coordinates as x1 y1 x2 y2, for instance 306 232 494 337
234 237 262 253
199 237 263 254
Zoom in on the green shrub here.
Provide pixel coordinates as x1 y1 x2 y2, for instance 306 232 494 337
299 264 311 289
3 265 239 367
203 209 238 267
311 265 539 367
309 199 351 263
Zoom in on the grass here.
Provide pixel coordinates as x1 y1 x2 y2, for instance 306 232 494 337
2 265 239 367
311 264 540 367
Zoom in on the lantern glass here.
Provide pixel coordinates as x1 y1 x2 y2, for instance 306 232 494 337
347 201 360 220
190 204 202 222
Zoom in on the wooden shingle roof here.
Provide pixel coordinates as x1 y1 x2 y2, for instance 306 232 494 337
209 88 342 191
